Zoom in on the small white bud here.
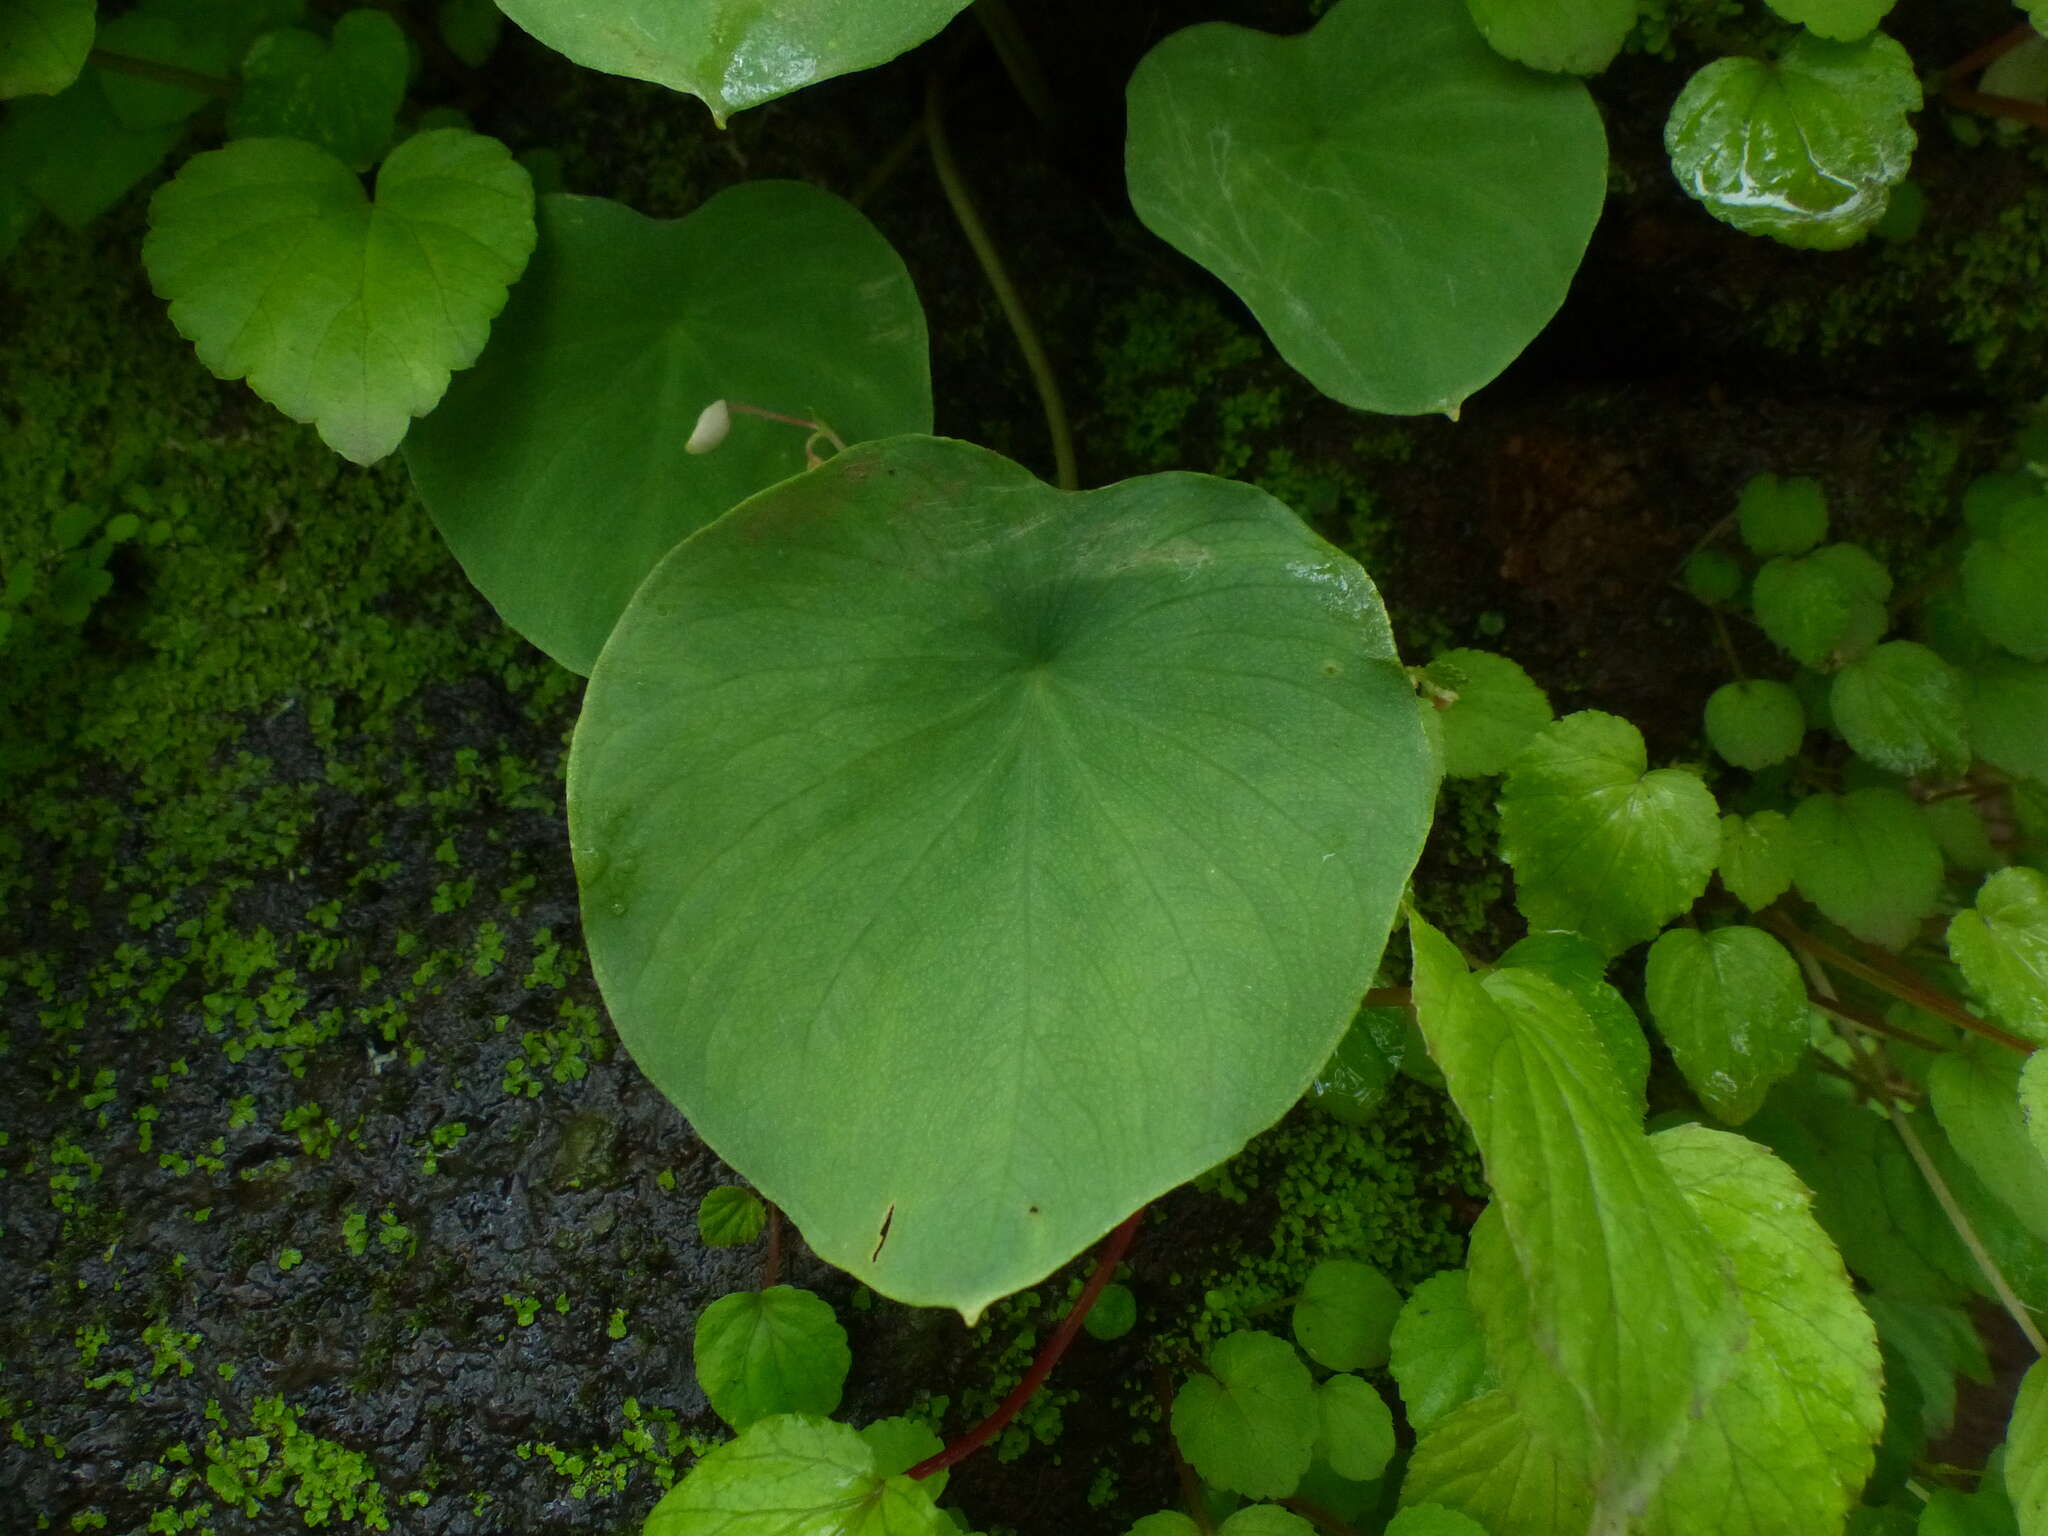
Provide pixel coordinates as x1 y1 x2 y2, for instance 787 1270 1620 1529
686 399 732 454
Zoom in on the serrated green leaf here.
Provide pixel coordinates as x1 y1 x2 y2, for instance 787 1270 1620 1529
144 130 535 464
1965 500 2048 662
1751 542 1893 670
0 74 181 228
693 1286 851 1431
1502 931 1648 1114
1424 648 1553 779
1863 1296 1990 1445
494 0 972 124
1125 0 1605 417
1632 1125 1883 1536
1410 916 1742 1512
2024 1052 2048 1165
1218 1509 1316 1536
1291 1259 1402 1372
2012 1361 2048 1536
1665 32 1919 250
1314 1374 1395 1484
0 0 92 98
1719 810 1796 911
1965 658 2048 784
1463 0 1632 73
1171 1330 1319 1500
405 184 932 675
1948 867 2048 1044
1643 925 1810 1124
1704 678 1806 770
229 10 409 171
1929 1042 2048 1241
1761 0 1896 40
1384 1509 1489 1536
1830 640 1970 777
858 1417 946 1500
1789 787 1943 949
1738 472 1830 556
644 1414 947 1536
1497 710 1720 956
1400 1389 1593 1536
699 1185 768 1247
567 436 1433 1316
1389 1270 1494 1437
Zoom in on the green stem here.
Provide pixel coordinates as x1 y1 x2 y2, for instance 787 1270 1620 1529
88 48 235 98
924 75 1078 493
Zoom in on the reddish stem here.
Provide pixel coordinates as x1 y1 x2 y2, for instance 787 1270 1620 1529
1947 86 2048 133
1948 23 2036 82
907 1208 1144 1479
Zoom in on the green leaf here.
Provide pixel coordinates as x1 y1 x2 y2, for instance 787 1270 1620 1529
1306 1004 1407 1126
1497 710 1720 956
567 436 1433 1316
1384 1509 1490 1536
1422 649 1553 779
1965 658 2048 784
0 0 92 97
404 184 931 675
1315 1374 1396 1484
95 0 302 127
643 1414 948 1536
2012 1361 2047 1536
1738 472 1830 557
1789 788 1943 949
858 1417 946 1500
1921 1481 2023 1536
1830 641 1970 777
1463 0 1632 73
1929 1042 2048 1241
0 74 181 228
1632 1125 1884 1536
1399 1389 1592 1536
1718 810 1795 912
1218 1510 1316 1536
229 10 410 171
1500 931 1648 1114
144 131 536 464
437 0 501 67
1643 925 1811 1124
1704 679 1806 770
693 1287 852 1432
1864 1295 1990 1444
1409 916 1743 1511
1291 1259 1402 1372
1665 32 1919 251
1126 1518 1202 1536
1171 1330 1319 1500
1751 542 1893 671
1683 548 1742 605
1083 1281 1137 1342
1965 500 2048 662
1760 0 1896 41
699 1185 768 1247
1947 867 2048 1044
1124 0 1605 417
2024 1052 2048 1165
492 0 972 125
1389 1270 1494 1437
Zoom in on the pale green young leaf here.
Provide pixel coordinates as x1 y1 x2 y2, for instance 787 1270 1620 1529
1409 916 1743 1510
1965 659 2048 784
1789 788 1943 949
1497 710 1720 956
858 1417 946 1500
1463 0 1633 74
643 1414 948 1536
1719 810 1796 911
1171 1330 1319 1500
699 1185 767 1247
1218 1509 1316 1536
1501 931 1648 1113
1291 1259 1402 1372
693 1286 851 1431
1314 1375 1395 1484
229 10 410 171
0 0 92 98
1643 925 1810 1124
1751 543 1893 670
1423 648 1553 778
1665 33 1919 250
1384 1509 1489 1536
1928 1041 2048 1240
1965 501 2048 662
1632 1125 1883 1536
405 185 932 675
143 131 536 464
2024 1052 2048 1165
1704 679 1806 770
1738 472 1830 556
1948 867 2048 1044
1830 641 1970 777
1760 0 1896 41
1399 1389 1592 1536
2011 1360 2047 1535
493 0 971 124
568 437 1432 1317
1125 0 1605 417
1389 1270 1494 1437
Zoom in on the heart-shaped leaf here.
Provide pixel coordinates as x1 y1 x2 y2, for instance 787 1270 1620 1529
693 1285 851 1431
1125 0 1606 417
1643 925 1810 1125
228 9 409 171
644 1414 949 1536
144 130 536 464
493 0 973 125
1172 1331 1320 1499
1789 787 1941 950
404 183 931 676
567 435 1434 1317
0 0 93 99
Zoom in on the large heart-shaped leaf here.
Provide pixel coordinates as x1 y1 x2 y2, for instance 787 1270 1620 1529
493 0 972 125
404 184 932 676
1125 0 1606 418
567 435 1434 1317
143 130 536 463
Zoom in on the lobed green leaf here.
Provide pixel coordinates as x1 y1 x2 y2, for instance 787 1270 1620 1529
643 1414 947 1536
1718 810 1795 912
1171 1330 1319 1500
1789 788 1943 950
693 1286 852 1432
1948 867 2048 1044
1643 925 1811 1124
1829 640 1969 778
1704 679 1806 770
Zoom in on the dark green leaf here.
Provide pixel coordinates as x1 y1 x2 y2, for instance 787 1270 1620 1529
1965 500 2048 661
1704 679 1806 770
1965 658 2048 784
1738 472 1829 557
229 10 409 171
0 0 93 97
699 1185 767 1247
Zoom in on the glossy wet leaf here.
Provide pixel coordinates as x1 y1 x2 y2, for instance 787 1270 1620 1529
1964 500 2048 662
1644 925 1810 1125
1719 810 1795 912
228 10 409 171
2013 1361 2048 1534
1665 32 1919 250
1928 1042 2048 1241
493 0 972 124
699 1185 767 1247
1501 930 1647 1114
694 1286 851 1431
1315 1375 1395 1484
643 1414 948 1536
1423 648 1553 778
144 131 535 464
1965 659 2048 784
1292 1258 1402 1372
1171 1330 1319 1499
1948 867 2048 1045
1751 542 1891 670
1738 472 1830 557
1762 0 1896 40
1390 1271 1494 1437
1831 641 1969 777
405 184 931 675
1306 1004 1406 1125
567 435 1433 1316
1704 678 1806 770
1125 0 1605 417
1400 1389 1592 1536
0 0 92 98
1789 788 1942 949
1497 710 1720 955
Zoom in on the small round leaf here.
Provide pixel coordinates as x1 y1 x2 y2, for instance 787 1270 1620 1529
1292 1259 1403 1373
1718 810 1795 912
693 1286 851 1431
1084 1282 1138 1342
1683 549 1742 605
1171 1330 1319 1500
1644 926 1811 1125
1750 543 1892 671
1315 1374 1396 1483
1704 679 1806 770
699 1185 767 1247
1737 473 1829 558
1789 788 1942 950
